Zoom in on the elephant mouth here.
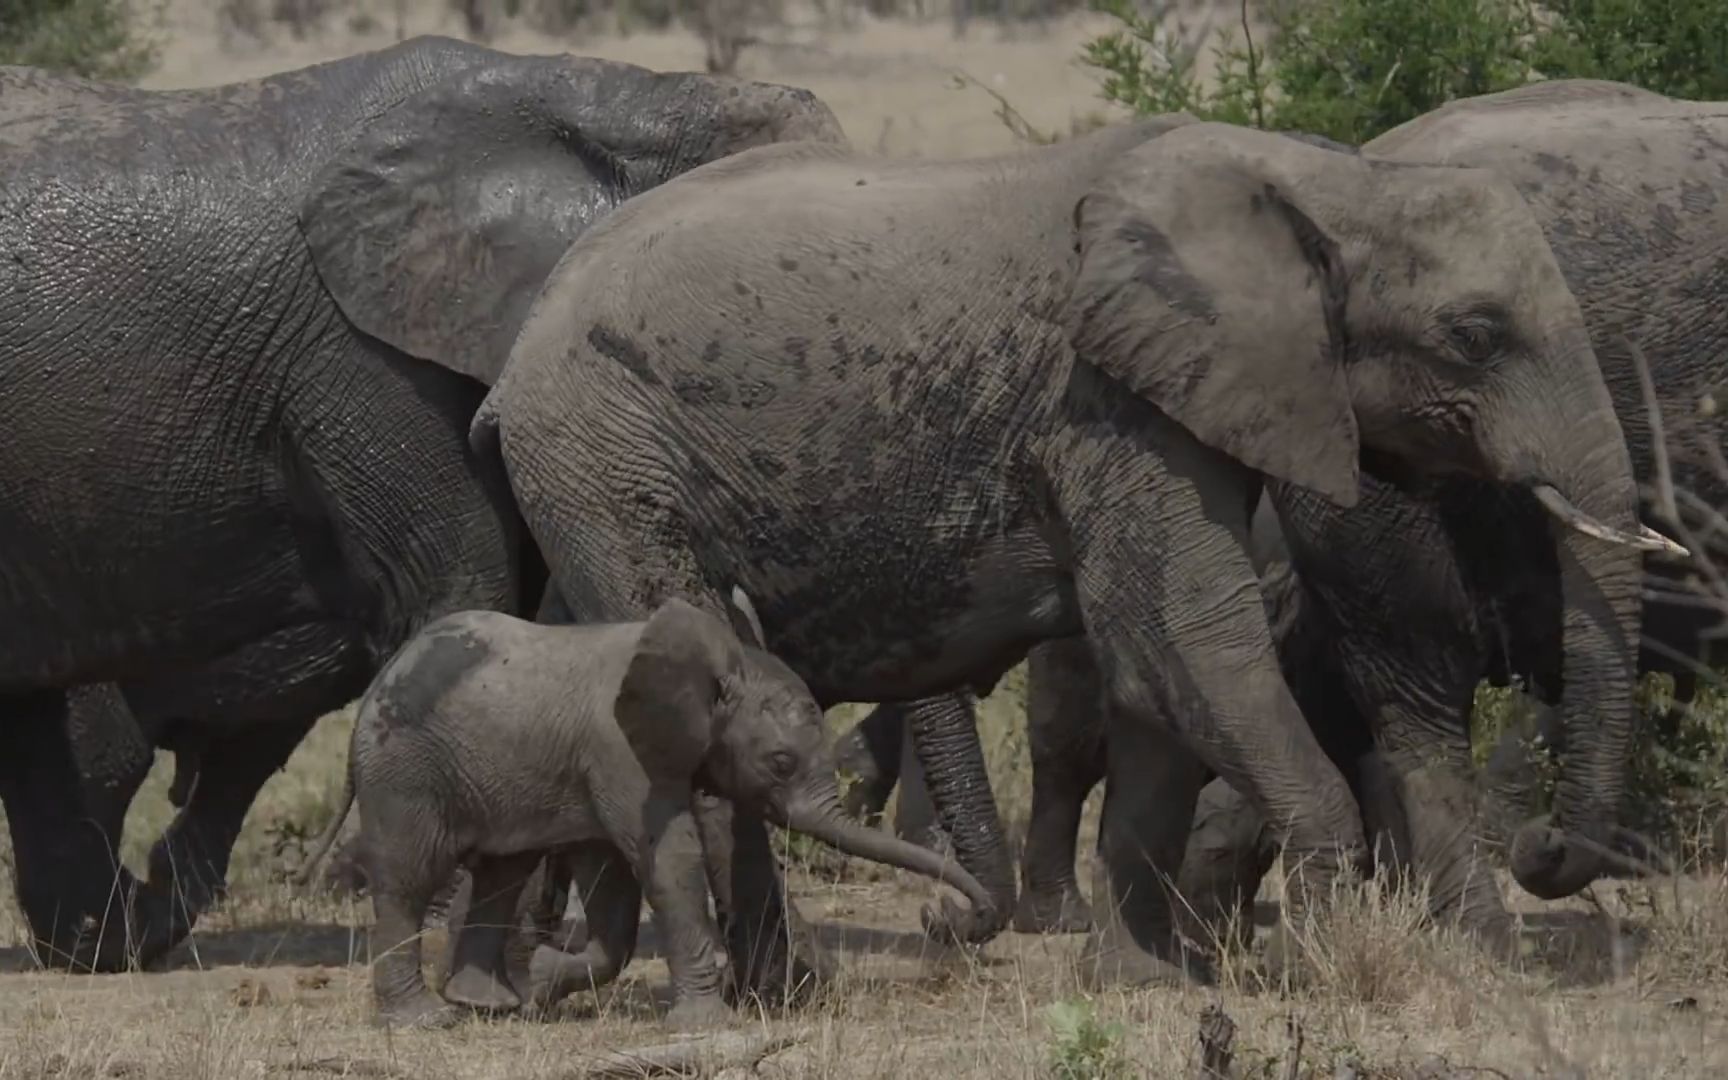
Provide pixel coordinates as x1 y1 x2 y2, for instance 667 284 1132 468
1531 484 1688 557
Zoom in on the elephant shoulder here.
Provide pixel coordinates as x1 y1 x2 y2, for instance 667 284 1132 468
1367 80 1674 159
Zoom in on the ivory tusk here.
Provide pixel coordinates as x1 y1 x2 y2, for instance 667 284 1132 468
1532 485 1691 558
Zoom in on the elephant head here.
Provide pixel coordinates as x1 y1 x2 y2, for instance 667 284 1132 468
1067 121 1677 898
300 44 847 386
612 594 998 925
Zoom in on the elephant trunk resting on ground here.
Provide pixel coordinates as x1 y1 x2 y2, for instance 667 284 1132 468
473 114 1662 987
0 37 845 975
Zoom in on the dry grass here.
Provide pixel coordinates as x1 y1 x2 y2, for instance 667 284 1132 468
3 676 1728 1078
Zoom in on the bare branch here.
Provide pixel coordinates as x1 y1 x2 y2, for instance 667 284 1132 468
573 1030 805 1079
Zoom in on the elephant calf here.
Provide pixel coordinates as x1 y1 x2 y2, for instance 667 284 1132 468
303 593 992 1029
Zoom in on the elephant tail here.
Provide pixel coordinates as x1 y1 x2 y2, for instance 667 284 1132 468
293 764 356 889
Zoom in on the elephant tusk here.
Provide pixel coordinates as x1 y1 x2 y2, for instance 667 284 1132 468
1532 485 1691 558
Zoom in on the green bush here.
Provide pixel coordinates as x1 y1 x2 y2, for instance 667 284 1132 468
1085 0 1728 145
0 0 156 82
1531 0 1728 102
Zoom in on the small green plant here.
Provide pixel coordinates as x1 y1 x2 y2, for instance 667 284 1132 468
1044 998 1130 1080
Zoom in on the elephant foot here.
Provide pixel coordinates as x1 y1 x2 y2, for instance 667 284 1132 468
1079 924 1212 990
441 966 522 1015
526 943 616 1010
1012 884 1094 934
28 874 185 974
666 993 733 1032
375 992 464 1030
921 892 1007 946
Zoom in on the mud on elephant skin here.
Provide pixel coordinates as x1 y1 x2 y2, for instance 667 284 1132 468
296 594 993 1029
0 38 844 973
479 115 1658 987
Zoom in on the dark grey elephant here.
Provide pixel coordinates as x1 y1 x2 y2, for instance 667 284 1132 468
854 81 1724 953
474 116 1663 987
0 37 843 973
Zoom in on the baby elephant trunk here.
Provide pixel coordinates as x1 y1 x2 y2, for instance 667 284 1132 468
783 789 998 927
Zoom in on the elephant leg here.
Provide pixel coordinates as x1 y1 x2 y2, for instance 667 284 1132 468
140 716 320 959
0 690 172 973
527 843 643 1010
63 684 159 857
835 704 907 825
367 838 461 1029
442 852 541 1014
692 790 832 1009
1173 776 1275 954
1014 637 1105 935
1081 701 1216 987
1274 477 1513 955
1051 415 1365 988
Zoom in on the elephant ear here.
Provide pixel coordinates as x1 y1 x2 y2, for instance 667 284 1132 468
615 598 746 786
301 54 845 384
1067 122 1361 507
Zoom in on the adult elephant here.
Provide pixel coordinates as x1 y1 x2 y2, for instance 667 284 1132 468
870 81 1725 950
474 116 1668 986
0 37 844 974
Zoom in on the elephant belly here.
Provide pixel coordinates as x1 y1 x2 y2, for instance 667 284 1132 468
0 437 314 688
475 806 607 860
747 519 1083 704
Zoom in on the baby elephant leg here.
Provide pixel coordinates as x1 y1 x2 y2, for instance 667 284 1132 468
370 863 459 1029
527 842 642 1012
442 852 542 1014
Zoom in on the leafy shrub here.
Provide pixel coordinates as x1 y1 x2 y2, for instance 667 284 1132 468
0 0 157 81
1085 0 1728 145
1531 0 1728 102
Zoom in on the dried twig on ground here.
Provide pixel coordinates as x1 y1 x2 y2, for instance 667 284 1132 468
267 1057 405 1078
574 1030 805 1078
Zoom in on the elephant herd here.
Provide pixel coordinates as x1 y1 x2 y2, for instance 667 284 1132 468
2 34 1725 1029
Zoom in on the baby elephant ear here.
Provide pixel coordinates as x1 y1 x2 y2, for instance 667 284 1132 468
615 598 745 784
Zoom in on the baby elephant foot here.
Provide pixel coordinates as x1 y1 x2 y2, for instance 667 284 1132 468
666 993 733 1032
1012 885 1094 934
441 966 523 1015
375 992 464 1030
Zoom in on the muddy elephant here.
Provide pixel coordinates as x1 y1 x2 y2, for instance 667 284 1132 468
0 36 843 973
851 81 1722 954
471 115 1665 987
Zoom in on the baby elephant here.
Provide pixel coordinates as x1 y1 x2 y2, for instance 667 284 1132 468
304 593 994 1029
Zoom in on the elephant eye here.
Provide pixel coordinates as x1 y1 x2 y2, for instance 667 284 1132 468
1444 307 1509 365
768 750 798 780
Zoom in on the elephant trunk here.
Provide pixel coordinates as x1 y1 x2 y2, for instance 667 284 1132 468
901 692 1017 943
1511 424 1648 899
782 788 1000 928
